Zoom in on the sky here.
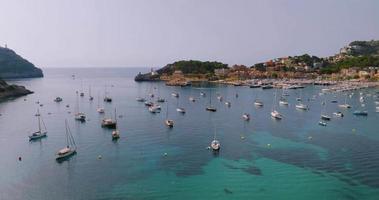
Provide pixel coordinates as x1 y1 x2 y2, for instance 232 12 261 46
0 0 378 68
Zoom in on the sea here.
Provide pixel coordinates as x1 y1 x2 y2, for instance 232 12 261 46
0 67 379 200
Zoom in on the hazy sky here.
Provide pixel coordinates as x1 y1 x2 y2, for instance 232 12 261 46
0 0 378 68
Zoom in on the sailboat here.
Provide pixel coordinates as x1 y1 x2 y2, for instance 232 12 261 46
56 120 77 160
206 87 217 112
29 109 47 141
101 108 117 128
210 128 220 151
271 90 282 119
156 84 165 102
295 89 308 110
338 94 351 108
96 92 105 113
74 93 86 121
320 101 331 120
173 90 185 113
279 88 289 105
164 103 174 128
112 109 120 140
104 85 112 102
254 91 264 107
80 79 84 97
89 86 94 101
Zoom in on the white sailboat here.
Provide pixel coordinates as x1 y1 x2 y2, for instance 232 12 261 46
112 109 120 140
338 94 351 108
210 128 220 151
296 103 308 110
104 85 112 102
56 120 77 160
271 90 282 120
29 109 47 141
101 108 117 128
89 85 94 101
176 97 186 114
206 87 217 112
80 79 84 97
74 93 86 121
97 92 105 113
164 102 174 128
320 101 331 121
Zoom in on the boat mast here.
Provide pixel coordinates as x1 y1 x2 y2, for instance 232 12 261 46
37 109 41 132
209 87 212 106
114 108 117 129
65 120 69 147
166 102 169 119
76 93 79 113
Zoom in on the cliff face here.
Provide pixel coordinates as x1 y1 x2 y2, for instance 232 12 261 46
0 47 43 79
0 79 33 100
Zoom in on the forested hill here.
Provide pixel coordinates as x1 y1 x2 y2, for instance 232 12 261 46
0 46 43 79
157 60 228 75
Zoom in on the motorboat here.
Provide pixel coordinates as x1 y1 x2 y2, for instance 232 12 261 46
353 110 368 116
296 103 308 110
104 96 112 102
254 100 264 107
74 112 86 122
333 112 344 117
320 114 331 120
136 97 146 102
271 110 282 119
176 107 186 114
206 107 217 112
165 119 174 128
242 113 250 121
189 97 196 102
54 97 63 102
112 130 120 140
101 118 116 128
171 92 179 98
225 101 231 107
157 97 165 103
279 99 289 106
144 101 154 107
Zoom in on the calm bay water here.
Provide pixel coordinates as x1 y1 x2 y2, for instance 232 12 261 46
1 68 379 199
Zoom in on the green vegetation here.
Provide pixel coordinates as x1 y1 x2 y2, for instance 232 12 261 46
289 54 322 66
321 56 379 74
348 40 379 56
0 47 43 78
157 60 228 75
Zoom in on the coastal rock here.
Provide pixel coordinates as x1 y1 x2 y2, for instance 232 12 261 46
134 72 160 82
0 79 33 100
0 46 43 79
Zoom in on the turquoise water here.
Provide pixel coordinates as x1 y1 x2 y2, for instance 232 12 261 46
1 68 379 199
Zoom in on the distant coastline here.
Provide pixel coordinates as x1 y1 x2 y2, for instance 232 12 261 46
135 40 379 85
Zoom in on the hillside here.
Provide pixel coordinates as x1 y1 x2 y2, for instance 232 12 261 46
345 40 379 56
135 60 228 81
157 60 228 75
0 79 33 100
0 46 43 78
